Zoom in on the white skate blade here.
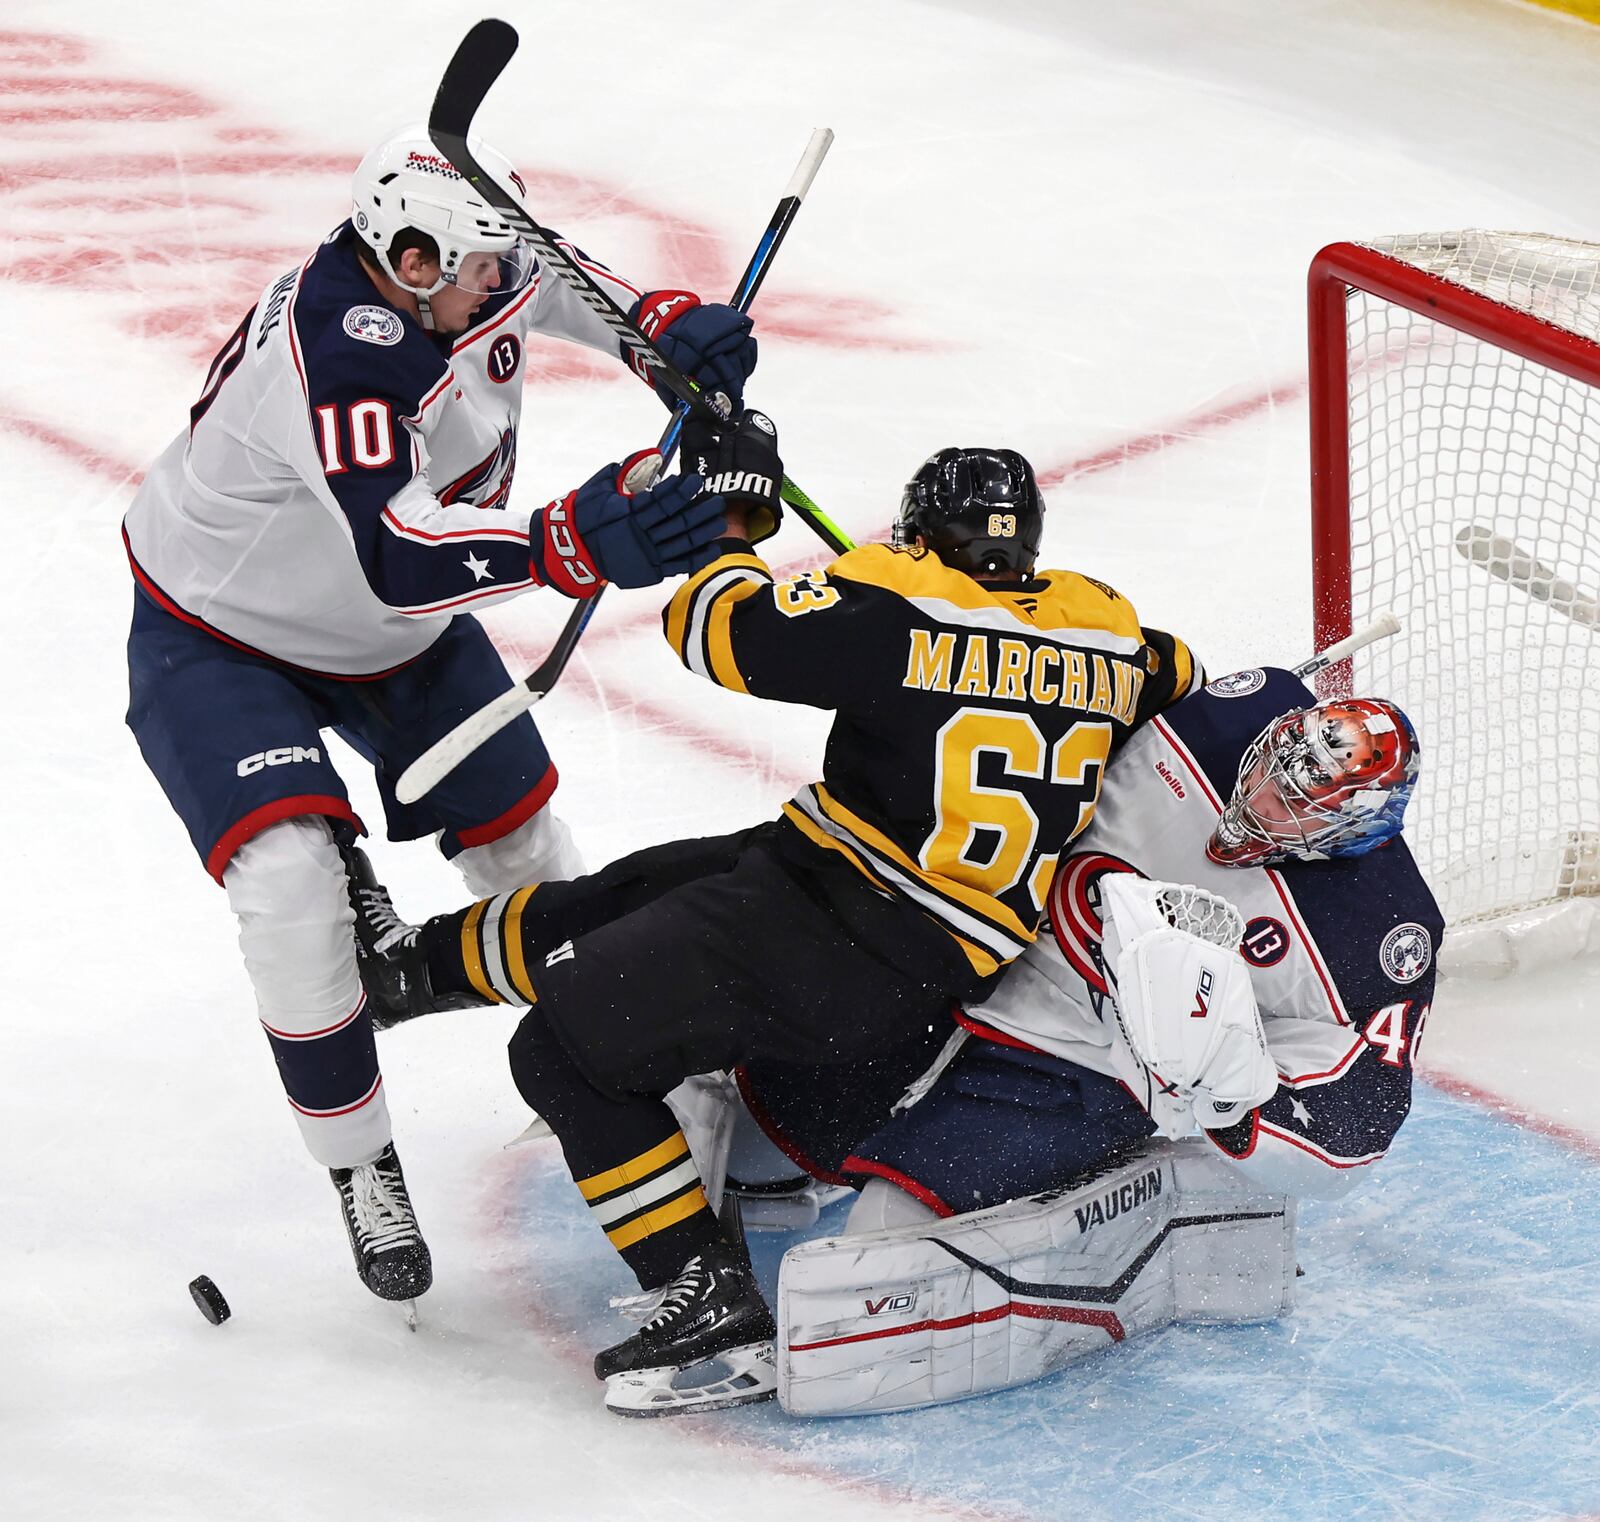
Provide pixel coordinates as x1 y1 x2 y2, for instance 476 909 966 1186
403 1300 419 1332
736 1181 853 1232
603 1341 776 1418
503 1114 553 1148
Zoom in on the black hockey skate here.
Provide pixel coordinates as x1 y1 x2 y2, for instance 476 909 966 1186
340 842 487 1029
594 1244 777 1417
330 1143 433 1305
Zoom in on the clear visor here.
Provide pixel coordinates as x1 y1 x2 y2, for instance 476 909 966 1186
443 239 535 297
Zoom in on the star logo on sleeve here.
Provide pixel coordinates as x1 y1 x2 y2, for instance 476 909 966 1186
463 551 493 583
1290 1097 1314 1127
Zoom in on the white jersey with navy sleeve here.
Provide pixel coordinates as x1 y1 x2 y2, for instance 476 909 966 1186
962 667 1445 1197
122 223 643 677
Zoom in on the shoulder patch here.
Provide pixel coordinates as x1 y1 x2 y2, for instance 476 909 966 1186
1379 922 1433 984
343 305 404 346
1240 915 1291 968
1205 668 1268 698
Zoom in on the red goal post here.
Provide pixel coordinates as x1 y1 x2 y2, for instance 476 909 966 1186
1307 233 1600 947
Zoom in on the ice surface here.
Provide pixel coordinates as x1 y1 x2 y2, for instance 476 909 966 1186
3 1 1598 1518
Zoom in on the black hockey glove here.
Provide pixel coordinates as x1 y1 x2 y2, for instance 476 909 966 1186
529 451 726 595
681 408 784 545
624 290 757 409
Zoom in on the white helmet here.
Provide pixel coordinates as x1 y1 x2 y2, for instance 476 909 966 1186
351 125 535 308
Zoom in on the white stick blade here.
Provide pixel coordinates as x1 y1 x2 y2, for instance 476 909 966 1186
394 683 540 804
1454 524 1600 627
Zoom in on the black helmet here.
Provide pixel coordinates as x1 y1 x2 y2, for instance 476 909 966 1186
893 447 1044 576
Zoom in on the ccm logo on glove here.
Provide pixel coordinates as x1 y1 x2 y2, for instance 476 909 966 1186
541 492 600 595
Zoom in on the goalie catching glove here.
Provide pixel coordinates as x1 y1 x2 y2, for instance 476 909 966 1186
682 408 785 544
1099 874 1278 1133
529 453 727 597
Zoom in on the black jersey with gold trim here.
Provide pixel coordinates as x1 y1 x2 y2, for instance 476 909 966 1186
663 541 1199 979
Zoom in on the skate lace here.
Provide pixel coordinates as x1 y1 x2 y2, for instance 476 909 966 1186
643 1257 709 1331
348 1159 420 1252
356 885 419 956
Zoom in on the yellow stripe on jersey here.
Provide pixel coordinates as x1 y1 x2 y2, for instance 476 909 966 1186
779 798 1006 981
605 1185 710 1251
828 544 1145 644
1170 635 1198 699
811 782 1036 943
702 577 766 692
502 885 539 1004
460 899 504 1005
663 549 770 661
780 800 893 892
576 1132 690 1202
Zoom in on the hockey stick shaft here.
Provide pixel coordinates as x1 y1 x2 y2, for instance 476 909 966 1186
428 21 849 556
394 129 836 806
1291 612 1401 680
518 127 838 722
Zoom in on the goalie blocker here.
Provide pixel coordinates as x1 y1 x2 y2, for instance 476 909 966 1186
778 1139 1294 1417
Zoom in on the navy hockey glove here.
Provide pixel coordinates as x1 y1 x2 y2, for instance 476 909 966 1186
529 452 727 596
681 409 784 545
625 290 757 409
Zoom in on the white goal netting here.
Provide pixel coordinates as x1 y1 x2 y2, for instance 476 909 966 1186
1332 231 1600 933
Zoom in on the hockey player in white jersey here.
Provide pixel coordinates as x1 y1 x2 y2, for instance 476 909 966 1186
734 669 1444 1412
123 126 752 1308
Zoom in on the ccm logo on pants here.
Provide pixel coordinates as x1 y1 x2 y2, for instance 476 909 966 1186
237 746 322 777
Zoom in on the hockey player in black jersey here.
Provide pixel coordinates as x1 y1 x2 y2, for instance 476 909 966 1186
356 422 1201 1413
734 673 1443 1232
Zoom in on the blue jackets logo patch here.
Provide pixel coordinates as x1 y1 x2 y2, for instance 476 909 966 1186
343 305 403 346
1205 668 1267 698
1380 922 1432 983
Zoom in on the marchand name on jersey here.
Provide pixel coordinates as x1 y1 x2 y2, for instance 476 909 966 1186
903 627 1146 723
1074 1167 1163 1233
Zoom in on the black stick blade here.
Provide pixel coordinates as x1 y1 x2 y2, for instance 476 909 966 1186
430 18 518 144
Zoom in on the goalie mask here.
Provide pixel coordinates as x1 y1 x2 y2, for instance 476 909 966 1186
351 127 536 312
893 448 1044 576
1206 698 1420 867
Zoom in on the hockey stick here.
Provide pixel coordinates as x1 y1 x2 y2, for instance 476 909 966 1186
428 18 851 556
1291 612 1401 681
394 126 837 806
1454 524 1599 628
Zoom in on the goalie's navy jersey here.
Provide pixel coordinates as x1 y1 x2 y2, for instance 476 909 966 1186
965 667 1445 1195
663 540 1200 982
122 222 641 677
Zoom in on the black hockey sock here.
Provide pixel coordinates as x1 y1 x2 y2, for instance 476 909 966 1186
508 1003 722 1288
418 889 547 1006
418 906 495 1003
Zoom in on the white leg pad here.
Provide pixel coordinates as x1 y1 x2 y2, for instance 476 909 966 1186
777 1139 1295 1417
224 817 391 1168
845 1177 939 1235
453 808 584 897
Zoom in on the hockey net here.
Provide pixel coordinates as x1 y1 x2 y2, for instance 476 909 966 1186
1309 233 1600 967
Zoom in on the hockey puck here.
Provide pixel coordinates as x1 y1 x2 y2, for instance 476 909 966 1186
188 1275 231 1325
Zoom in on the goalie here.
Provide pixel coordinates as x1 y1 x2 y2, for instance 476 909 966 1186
731 668 1444 1414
